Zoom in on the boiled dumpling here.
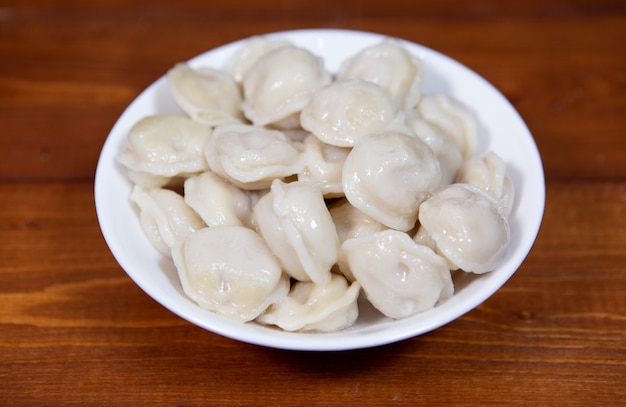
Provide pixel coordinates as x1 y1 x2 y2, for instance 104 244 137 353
253 179 340 285
418 183 510 274
341 229 453 319
342 130 441 231
183 171 253 228
172 226 290 322
297 133 351 198
241 45 331 128
404 109 463 186
456 151 515 217
337 39 424 110
167 63 243 127
124 169 181 189
329 198 387 282
203 124 303 190
256 273 361 332
117 114 212 178
130 186 205 258
329 198 387 244
300 79 400 147
412 225 438 252
417 94 478 159
224 35 292 83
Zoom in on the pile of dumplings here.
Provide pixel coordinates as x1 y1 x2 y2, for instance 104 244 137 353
116 35 515 333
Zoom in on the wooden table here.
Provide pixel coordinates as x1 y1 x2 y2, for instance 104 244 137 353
2 0 625 405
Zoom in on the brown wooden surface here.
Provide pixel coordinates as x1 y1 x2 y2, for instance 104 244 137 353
1 1 625 405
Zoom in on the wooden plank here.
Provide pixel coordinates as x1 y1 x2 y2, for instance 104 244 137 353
0 181 624 405
0 9 625 181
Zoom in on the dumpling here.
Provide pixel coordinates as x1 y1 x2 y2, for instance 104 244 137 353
455 151 515 217
342 130 441 231
341 229 453 319
411 225 437 252
203 124 303 190
116 114 212 178
329 198 387 244
256 273 361 332
130 186 205 258
167 63 243 127
166 63 240 123
329 198 387 282
172 226 290 322
417 94 478 159
300 79 400 147
241 45 331 128
337 39 424 110
404 109 463 186
297 133 351 198
183 171 253 228
124 169 181 189
253 179 340 285
224 35 292 83
418 183 510 274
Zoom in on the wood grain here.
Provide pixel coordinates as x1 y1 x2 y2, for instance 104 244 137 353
1 182 624 405
1 0 625 405
1 2 625 181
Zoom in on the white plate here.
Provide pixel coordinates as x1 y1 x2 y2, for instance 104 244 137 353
95 29 545 351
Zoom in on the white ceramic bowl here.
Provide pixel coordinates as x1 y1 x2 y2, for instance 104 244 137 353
95 29 545 351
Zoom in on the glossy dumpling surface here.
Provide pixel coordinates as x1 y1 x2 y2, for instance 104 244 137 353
337 39 424 109
404 109 463 186
256 273 361 332
167 63 243 127
329 198 387 244
456 151 515 217
418 183 510 274
172 226 290 322
117 114 212 177
204 124 303 190
300 79 399 147
130 186 205 257
253 179 339 285
183 171 253 228
297 133 350 198
417 94 478 159
241 45 331 128
341 230 453 319
224 35 291 83
342 130 441 231
329 198 387 282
